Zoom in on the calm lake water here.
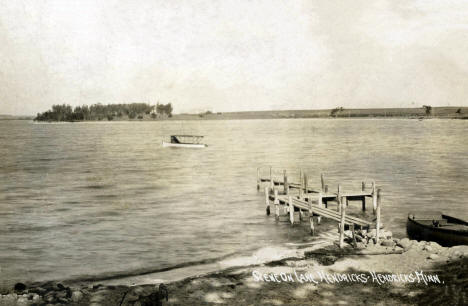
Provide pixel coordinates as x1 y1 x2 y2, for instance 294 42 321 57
0 119 467 285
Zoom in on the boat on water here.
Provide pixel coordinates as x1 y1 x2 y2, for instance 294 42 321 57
162 135 207 148
407 212 468 247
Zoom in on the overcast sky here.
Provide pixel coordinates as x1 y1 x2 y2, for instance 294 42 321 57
1 0 468 115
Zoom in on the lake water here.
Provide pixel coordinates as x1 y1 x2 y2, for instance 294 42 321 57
0 119 467 285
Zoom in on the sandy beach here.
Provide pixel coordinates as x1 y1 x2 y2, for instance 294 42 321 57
2 229 467 306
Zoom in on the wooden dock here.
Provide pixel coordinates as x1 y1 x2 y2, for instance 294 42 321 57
257 166 382 248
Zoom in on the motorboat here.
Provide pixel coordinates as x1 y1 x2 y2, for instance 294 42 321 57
162 135 207 148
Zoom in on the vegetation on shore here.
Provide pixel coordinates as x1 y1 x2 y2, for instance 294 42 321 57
31 104 467 122
34 103 173 122
178 106 468 120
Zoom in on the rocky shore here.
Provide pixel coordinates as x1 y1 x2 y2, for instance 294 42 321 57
1 231 467 305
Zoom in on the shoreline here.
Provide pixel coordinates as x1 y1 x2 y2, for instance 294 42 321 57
6 105 466 122
24 116 468 123
3 231 467 305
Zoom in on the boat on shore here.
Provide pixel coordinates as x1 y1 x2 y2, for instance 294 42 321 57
407 212 468 246
162 135 207 148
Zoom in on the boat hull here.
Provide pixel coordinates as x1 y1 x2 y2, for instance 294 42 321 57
162 141 207 148
407 214 468 247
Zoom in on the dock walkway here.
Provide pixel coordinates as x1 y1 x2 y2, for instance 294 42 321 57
275 195 372 228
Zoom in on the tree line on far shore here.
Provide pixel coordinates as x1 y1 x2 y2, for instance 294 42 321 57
34 103 173 121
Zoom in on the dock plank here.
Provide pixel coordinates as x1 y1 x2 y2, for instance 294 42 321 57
274 195 372 227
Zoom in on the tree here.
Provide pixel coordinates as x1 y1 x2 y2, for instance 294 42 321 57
156 103 173 117
330 107 344 117
166 103 173 117
423 105 433 116
49 104 73 121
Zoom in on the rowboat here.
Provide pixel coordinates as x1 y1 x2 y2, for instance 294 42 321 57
407 212 468 247
162 135 207 148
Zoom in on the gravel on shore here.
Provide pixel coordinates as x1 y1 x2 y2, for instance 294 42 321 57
1 231 467 306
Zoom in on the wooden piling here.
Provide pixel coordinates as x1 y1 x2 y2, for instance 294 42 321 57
257 168 260 190
299 169 303 198
372 181 377 214
304 173 308 194
310 217 315 235
321 173 325 191
299 170 304 218
284 170 289 195
288 195 294 225
375 189 382 244
323 184 329 208
361 181 366 211
274 188 280 220
309 200 315 235
265 186 270 215
269 166 273 191
317 192 322 224
339 195 346 248
337 185 342 212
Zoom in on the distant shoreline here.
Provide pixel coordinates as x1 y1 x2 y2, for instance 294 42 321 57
3 106 468 122
0 116 34 120
172 106 468 121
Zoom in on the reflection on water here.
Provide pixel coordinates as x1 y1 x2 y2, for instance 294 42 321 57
0 119 467 284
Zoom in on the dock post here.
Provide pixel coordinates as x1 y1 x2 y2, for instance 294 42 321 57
337 185 342 212
283 170 289 195
375 189 382 244
321 173 325 191
257 168 260 190
297 170 303 219
265 186 270 215
269 166 273 191
323 185 329 208
274 188 279 220
309 201 315 235
304 173 308 195
317 192 322 224
299 169 303 198
298 170 304 220
288 195 294 225
339 195 346 248
361 181 366 211
372 181 377 214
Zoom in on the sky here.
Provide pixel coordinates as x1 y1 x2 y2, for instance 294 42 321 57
1 0 468 115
